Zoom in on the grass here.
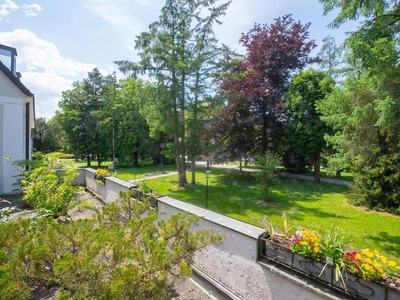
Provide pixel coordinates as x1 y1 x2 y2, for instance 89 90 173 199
73 160 177 181
139 167 400 260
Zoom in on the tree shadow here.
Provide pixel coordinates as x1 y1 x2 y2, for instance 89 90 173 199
365 232 400 258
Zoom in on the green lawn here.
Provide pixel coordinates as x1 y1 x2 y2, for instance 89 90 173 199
139 167 400 260
73 160 177 181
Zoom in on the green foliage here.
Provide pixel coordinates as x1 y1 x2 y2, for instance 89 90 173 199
319 34 400 212
0 190 222 299
20 152 80 217
94 168 110 184
0 199 19 223
319 0 400 214
318 226 350 283
253 152 280 201
33 117 66 153
285 69 335 181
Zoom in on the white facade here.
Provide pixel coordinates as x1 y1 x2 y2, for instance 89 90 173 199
0 49 35 194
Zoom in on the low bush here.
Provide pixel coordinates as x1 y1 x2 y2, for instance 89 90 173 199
0 190 222 299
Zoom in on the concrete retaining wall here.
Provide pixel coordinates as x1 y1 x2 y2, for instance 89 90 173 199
77 168 137 203
79 169 350 300
157 196 329 300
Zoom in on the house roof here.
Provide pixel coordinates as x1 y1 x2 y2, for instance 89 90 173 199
0 44 17 56
0 60 33 97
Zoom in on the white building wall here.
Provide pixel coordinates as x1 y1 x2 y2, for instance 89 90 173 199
1 96 25 193
0 68 34 194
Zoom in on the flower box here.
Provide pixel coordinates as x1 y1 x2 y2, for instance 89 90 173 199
134 189 144 199
292 253 333 285
259 231 400 300
261 234 293 267
387 282 400 300
334 272 386 300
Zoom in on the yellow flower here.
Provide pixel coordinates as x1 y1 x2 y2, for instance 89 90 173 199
363 263 371 270
314 245 320 253
355 253 362 260
365 258 372 264
374 250 379 255
365 251 374 258
380 256 387 264
388 260 396 267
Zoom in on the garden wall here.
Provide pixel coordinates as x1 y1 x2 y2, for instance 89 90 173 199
76 168 137 203
78 169 352 300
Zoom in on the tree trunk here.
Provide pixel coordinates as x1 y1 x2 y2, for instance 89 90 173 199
239 159 243 172
86 154 91 167
313 153 321 183
335 170 341 179
191 158 196 185
133 151 139 167
261 102 268 154
180 64 187 184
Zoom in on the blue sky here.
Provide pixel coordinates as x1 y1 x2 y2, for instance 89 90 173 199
0 0 359 120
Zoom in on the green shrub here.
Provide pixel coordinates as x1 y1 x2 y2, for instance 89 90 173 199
0 190 223 299
253 152 280 201
20 152 79 217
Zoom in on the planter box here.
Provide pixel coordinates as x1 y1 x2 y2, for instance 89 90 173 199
292 253 333 285
260 233 293 267
134 190 144 199
258 232 400 300
334 272 386 300
387 283 400 300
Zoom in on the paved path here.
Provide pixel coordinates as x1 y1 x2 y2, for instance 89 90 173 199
277 172 354 185
128 171 178 183
198 161 354 186
126 161 354 186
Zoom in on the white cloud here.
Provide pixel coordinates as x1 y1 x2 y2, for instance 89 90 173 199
80 0 164 52
0 0 18 20
22 3 42 17
82 0 144 37
0 29 97 119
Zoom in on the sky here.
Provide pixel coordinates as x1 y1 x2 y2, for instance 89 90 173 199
0 0 359 120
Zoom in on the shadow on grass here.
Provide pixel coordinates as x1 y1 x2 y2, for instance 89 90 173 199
161 167 351 225
366 232 400 258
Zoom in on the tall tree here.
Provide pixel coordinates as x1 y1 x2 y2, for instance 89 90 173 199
217 15 318 156
117 78 151 166
319 0 400 213
58 68 108 166
117 0 230 187
285 69 334 183
318 35 348 81
186 2 231 184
